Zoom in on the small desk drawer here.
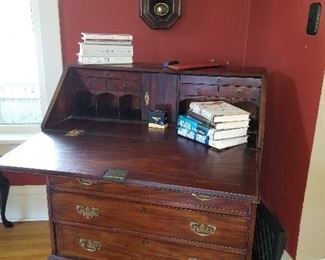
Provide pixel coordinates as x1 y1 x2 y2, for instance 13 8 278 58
180 84 219 99
55 223 246 260
79 77 106 92
51 191 249 250
218 85 260 100
76 69 141 81
107 78 141 93
49 176 251 216
180 75 262 87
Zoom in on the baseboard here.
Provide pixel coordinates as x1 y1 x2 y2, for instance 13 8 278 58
281 250 293 260
0 185 48 222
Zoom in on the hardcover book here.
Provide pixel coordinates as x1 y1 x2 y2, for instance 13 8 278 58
209 135 248 150
189 101 250 123
177 126 248 150
187 111 250 130
77 55 133 65
81 32 133 41
177 126 209 145
78 43 133 57
83 39 132 46
177 115 248 140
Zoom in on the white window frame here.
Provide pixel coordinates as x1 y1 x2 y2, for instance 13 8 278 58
0 0 63 149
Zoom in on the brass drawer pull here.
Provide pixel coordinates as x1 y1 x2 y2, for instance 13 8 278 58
192 193 213 202
76 205 100 219
77 178 97 186
79 238 102 252
190 222 216 237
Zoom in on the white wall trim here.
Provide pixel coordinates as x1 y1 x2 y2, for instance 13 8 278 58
281 250 293 260
296 71 325 260
31 0 63 117
0 185 48 223
0 0 62 139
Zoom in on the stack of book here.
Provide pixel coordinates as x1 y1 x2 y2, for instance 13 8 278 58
77 32 133 65
177 101 250 150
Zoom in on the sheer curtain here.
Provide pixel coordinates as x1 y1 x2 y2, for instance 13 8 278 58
0 1 42 124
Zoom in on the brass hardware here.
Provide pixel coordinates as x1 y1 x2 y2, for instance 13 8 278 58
65 129 85 137
77 178 97 186
191 193 213 202
144 91 150 105
103 168 128 183
188 258 198 260
154 3 169 16
190 222 216 237
79 238 102 252
76 205 100 219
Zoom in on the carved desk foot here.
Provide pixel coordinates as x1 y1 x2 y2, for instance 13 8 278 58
0 172 14 228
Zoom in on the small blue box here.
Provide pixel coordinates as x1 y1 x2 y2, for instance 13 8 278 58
148 110 168 129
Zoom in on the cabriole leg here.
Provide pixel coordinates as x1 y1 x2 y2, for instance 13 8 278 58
0 171 14 228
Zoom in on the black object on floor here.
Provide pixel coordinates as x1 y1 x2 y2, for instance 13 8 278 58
253 202 286 260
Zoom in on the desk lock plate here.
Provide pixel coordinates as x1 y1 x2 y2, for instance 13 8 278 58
103 168 128 183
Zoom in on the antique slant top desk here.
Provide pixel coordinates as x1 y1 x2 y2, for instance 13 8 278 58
0 63 266 260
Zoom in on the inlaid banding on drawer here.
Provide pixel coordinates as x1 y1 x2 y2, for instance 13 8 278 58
49 176 251 216
51 192 249 250
55 223 246 260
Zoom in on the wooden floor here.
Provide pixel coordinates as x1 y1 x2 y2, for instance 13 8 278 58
0 221 51 260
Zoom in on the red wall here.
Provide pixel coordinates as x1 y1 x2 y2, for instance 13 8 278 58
59 0 251 66
245 0 325 258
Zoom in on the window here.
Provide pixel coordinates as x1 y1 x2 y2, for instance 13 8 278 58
0 0 62 126
0 1 41 124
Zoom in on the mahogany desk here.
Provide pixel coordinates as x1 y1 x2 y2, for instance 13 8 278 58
0 63 266 260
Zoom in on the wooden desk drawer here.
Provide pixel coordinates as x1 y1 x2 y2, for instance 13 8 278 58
76 69 141 81
80 77 107 92
51 192 249 250
180 76 220 85
218 85 260 100
180 75 262 87
180 84 219 99
49 176 251 216
107 78 141 93
55 223 246 260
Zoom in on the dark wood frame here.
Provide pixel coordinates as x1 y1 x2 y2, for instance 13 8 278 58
139 0 182 29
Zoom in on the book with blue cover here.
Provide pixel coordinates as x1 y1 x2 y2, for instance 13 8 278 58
177 115 212 136
177 127 209 145
177 115 248 140
177 125 248 150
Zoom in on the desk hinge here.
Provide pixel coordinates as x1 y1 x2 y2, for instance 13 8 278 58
103 168 128 183
65 129 85 137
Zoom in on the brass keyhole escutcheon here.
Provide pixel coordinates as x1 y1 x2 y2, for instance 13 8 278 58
144 91 150 106
154 3 169 16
